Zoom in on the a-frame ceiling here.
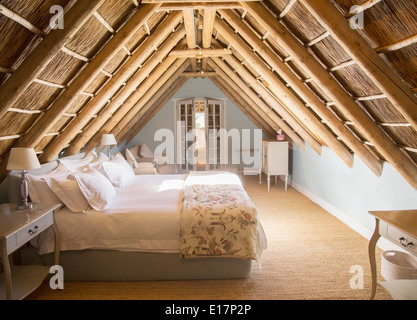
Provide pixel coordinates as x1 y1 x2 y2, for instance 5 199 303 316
0 0 417 190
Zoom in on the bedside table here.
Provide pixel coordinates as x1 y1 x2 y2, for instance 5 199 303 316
368 210 417 300
0 203 61 300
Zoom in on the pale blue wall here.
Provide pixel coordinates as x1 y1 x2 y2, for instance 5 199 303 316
124 77 264 160
291 144 417 232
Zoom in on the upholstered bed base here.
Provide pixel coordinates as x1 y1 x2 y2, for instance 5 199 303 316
21 247 252 281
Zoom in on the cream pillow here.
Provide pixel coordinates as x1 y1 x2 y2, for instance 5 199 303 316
139 143 154 158
43 177 90 213
26 164 69 205
125 148 138 168
71 169 116 211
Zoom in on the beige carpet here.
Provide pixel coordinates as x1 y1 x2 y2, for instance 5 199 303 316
26 175 391 300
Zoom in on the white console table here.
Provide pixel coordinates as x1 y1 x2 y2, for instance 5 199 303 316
368 210 417 300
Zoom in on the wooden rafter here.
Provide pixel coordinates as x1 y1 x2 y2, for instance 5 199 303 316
209 60 291 141
41 11 184 162
183 8 197 72
242 1 417 189
300 0 417 132
64 30 187 157
215 16 355 168
82 58 190 155
208 57 305 149
219 9 382 176
212 76 277 139
0 0 105 119
0 4 46 37
15 4 161 151
119 76 189 144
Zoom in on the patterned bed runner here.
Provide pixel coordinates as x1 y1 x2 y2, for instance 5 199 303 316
180 171 259 260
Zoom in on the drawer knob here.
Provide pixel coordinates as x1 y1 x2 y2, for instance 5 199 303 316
28 226 39 236
399 237 414 248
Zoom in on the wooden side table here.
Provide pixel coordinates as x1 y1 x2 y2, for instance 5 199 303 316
368 210 417 300
0 203 61 300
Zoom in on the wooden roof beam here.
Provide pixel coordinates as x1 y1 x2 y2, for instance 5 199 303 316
64 30 186 157
201 8 216 71
0 4 46 37
183 8 197 72
219 9 382 176
242 1 417 188
15 4 161 151
81 58 190 155
110 59 190 139
345 0 382 19
0 0 105 119
215 17 355 168
209 57 304 147
211 76 277 139
160 3 242 10
117 71 190 144
219 54 314 153
169 48 232 57
119 76 189 145
209 60 293 141
41 11 183 162
300 0 417 132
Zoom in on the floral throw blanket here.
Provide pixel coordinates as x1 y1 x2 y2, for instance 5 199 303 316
180 171 259 260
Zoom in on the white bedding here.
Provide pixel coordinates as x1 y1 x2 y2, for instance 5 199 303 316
37 174 187 255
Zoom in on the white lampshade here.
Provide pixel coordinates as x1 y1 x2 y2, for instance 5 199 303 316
101 134 117 146
7 148 41 171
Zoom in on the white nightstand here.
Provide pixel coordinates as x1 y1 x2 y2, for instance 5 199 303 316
368 210 417 300
0 203 61 300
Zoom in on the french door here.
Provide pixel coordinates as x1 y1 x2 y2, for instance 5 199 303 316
175 98 226 171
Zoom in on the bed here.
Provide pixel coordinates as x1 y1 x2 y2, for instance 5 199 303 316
9 152 267 281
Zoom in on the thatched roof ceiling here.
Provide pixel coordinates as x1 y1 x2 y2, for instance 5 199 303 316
0 0 417 189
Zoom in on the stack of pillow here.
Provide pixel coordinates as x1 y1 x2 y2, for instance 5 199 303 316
26 152 136 213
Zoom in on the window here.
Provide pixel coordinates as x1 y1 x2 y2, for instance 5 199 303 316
175 98 226 171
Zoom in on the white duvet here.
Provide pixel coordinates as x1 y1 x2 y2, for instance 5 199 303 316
37 174 187 255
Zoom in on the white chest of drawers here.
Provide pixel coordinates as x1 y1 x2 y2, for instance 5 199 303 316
261 140 289 191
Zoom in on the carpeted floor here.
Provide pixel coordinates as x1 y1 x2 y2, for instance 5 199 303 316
26 175 391 300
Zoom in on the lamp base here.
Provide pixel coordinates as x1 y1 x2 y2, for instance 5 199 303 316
17 202 33 210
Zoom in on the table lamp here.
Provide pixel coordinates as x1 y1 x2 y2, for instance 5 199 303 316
101 134 117 158
6 148 41 210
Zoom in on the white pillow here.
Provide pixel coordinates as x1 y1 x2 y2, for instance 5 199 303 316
59 153 96 171
43 177 90 213
87 152 109 170
26 164 69 205
111 153 135 178
71 169 116 211
139 143 154 158
100 153 135 187
101 162 133 187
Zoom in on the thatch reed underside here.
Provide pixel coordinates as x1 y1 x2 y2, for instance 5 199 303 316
0 0 416 189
